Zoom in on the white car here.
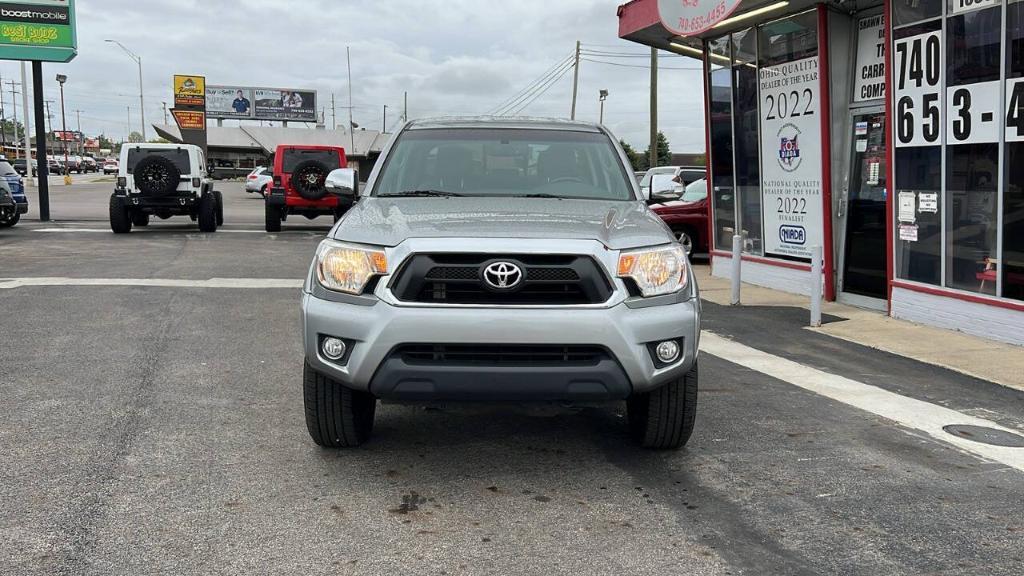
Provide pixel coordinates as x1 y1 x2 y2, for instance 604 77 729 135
245 166 274 195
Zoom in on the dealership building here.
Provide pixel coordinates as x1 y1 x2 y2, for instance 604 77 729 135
618 0 1024 345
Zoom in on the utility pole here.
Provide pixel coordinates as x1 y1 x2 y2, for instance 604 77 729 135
331 93 336 129
74 109 83 154
346 46 355 156
20 63 32 183
403 91 407 123
0 73 7 152
649 47 658 170
44 100 54 134
383 104 387 132
8 81 19 158
570 40 580 120
161 101 168 125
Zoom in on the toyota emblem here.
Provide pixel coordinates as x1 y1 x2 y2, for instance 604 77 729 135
482 261 523 289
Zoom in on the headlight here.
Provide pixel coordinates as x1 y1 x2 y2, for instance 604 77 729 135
315 240 387 295
617 244 688 297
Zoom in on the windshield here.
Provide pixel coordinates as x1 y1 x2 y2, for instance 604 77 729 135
639 166 677 188
126 148 191 174
680 179 708 202
0 161 16 176
373 128 635 200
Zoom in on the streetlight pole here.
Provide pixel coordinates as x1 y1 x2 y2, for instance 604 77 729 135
599 89 608 124
105 39 145 141
56 74 71 185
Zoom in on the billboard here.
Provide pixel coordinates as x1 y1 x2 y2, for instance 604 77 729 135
0 0 77 63
206 85 316 122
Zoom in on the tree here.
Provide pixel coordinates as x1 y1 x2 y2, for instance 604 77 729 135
0 119 25 141
620 139 644 172
97 134 117 150
643 131 672 168
128 131 143 143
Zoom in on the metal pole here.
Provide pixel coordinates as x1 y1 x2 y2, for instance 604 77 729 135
161 101 168 125
383 104 387 132
730 234 742 305
58 80 70 185
331 93 336 129
21 62 33 184
0 72 7 153
649 47 658 169
810 245 823 327
599 99 604 124
31 61 50 221
346 46 355 156
403 91 407 122
9 81 17 159
137 56 146 141
570 40 580 120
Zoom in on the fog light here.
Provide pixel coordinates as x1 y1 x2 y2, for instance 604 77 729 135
655 340 680 363
321 337 347 360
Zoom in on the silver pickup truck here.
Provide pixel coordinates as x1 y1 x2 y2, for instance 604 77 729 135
300 117 701 449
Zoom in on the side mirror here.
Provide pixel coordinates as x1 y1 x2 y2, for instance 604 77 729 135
325 168 358 197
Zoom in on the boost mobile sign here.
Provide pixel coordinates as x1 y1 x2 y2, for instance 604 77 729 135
657 0 741 36
0 0 77 62
759 56 824 261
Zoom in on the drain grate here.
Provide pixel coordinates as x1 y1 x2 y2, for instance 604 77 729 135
942 425 1024 448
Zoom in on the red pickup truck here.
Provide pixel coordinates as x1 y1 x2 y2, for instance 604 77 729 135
650 178 709 257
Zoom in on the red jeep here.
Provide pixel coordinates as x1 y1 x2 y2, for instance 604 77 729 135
264 145 352 232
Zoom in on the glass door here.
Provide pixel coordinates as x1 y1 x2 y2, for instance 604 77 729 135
839 110 888 301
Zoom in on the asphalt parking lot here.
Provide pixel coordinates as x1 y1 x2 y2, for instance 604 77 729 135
2 181 1024 575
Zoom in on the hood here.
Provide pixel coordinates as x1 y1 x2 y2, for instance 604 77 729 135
332 197 674 250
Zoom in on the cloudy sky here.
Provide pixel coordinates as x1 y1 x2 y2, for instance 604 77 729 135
0 0 706 153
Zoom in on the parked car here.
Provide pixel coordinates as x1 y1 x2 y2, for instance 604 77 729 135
102 160 119 175
109 143 221 233
638 166 678 200
264 145 350 231
80 157 98 173
299 117 700 449
63 155 82 174
245 166 274 196
651 178 709 256
48 157 66 175
0 160 28 227
13 158 37 177
0 179 16 227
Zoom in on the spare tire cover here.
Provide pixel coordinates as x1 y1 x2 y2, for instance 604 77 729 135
134 154 181 196
291 159 329 200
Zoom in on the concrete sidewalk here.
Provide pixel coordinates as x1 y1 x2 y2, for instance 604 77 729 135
693 264 1024 391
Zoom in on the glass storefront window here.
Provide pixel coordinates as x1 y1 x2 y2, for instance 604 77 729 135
894 147 943 285
708 36 735 251
893 0 943 28
758 11 817 68
1004 0 1024 299
947 7 1002 85
946 143 999 293
733 29 762 255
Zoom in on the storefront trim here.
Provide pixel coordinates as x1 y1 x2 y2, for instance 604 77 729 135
883 0 895 311
891 280 1024 313
817 3 836 301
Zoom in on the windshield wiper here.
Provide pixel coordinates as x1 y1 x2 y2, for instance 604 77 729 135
381 189 463 197
511 193 563 199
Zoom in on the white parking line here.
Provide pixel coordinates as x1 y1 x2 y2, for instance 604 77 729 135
0 277 303 289
700 331 1024 472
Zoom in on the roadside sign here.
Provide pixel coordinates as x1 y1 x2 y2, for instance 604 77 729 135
174 74 206 107
0 0 77 62
172 109 206 131
657 0 740 37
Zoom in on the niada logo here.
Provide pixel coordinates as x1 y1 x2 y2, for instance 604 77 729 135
776 123 803 172
779 225 806 245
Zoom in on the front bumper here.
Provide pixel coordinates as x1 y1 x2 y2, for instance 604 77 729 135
15 200 28 214
302 291 699 400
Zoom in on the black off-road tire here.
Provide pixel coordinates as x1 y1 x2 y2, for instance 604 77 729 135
265 204 282 232
627 361 698 449
133 154 181 196
131 212 150 227
213 190 224 226
303 361 376 447
197 193 218 232
291 159 329 200
109 193 132 234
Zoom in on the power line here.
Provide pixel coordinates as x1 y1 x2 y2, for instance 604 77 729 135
503 62 575 116
580 48 686 58
579 57 702 71
489 53 573 115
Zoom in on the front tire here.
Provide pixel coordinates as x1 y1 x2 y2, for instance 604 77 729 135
303 361 376 447
265 204 282 232
109 193 132 234
627 361 698 449
0 209 20 228
197 193 218 232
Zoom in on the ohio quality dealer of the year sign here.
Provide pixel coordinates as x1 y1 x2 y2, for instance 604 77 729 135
759 56 824 260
